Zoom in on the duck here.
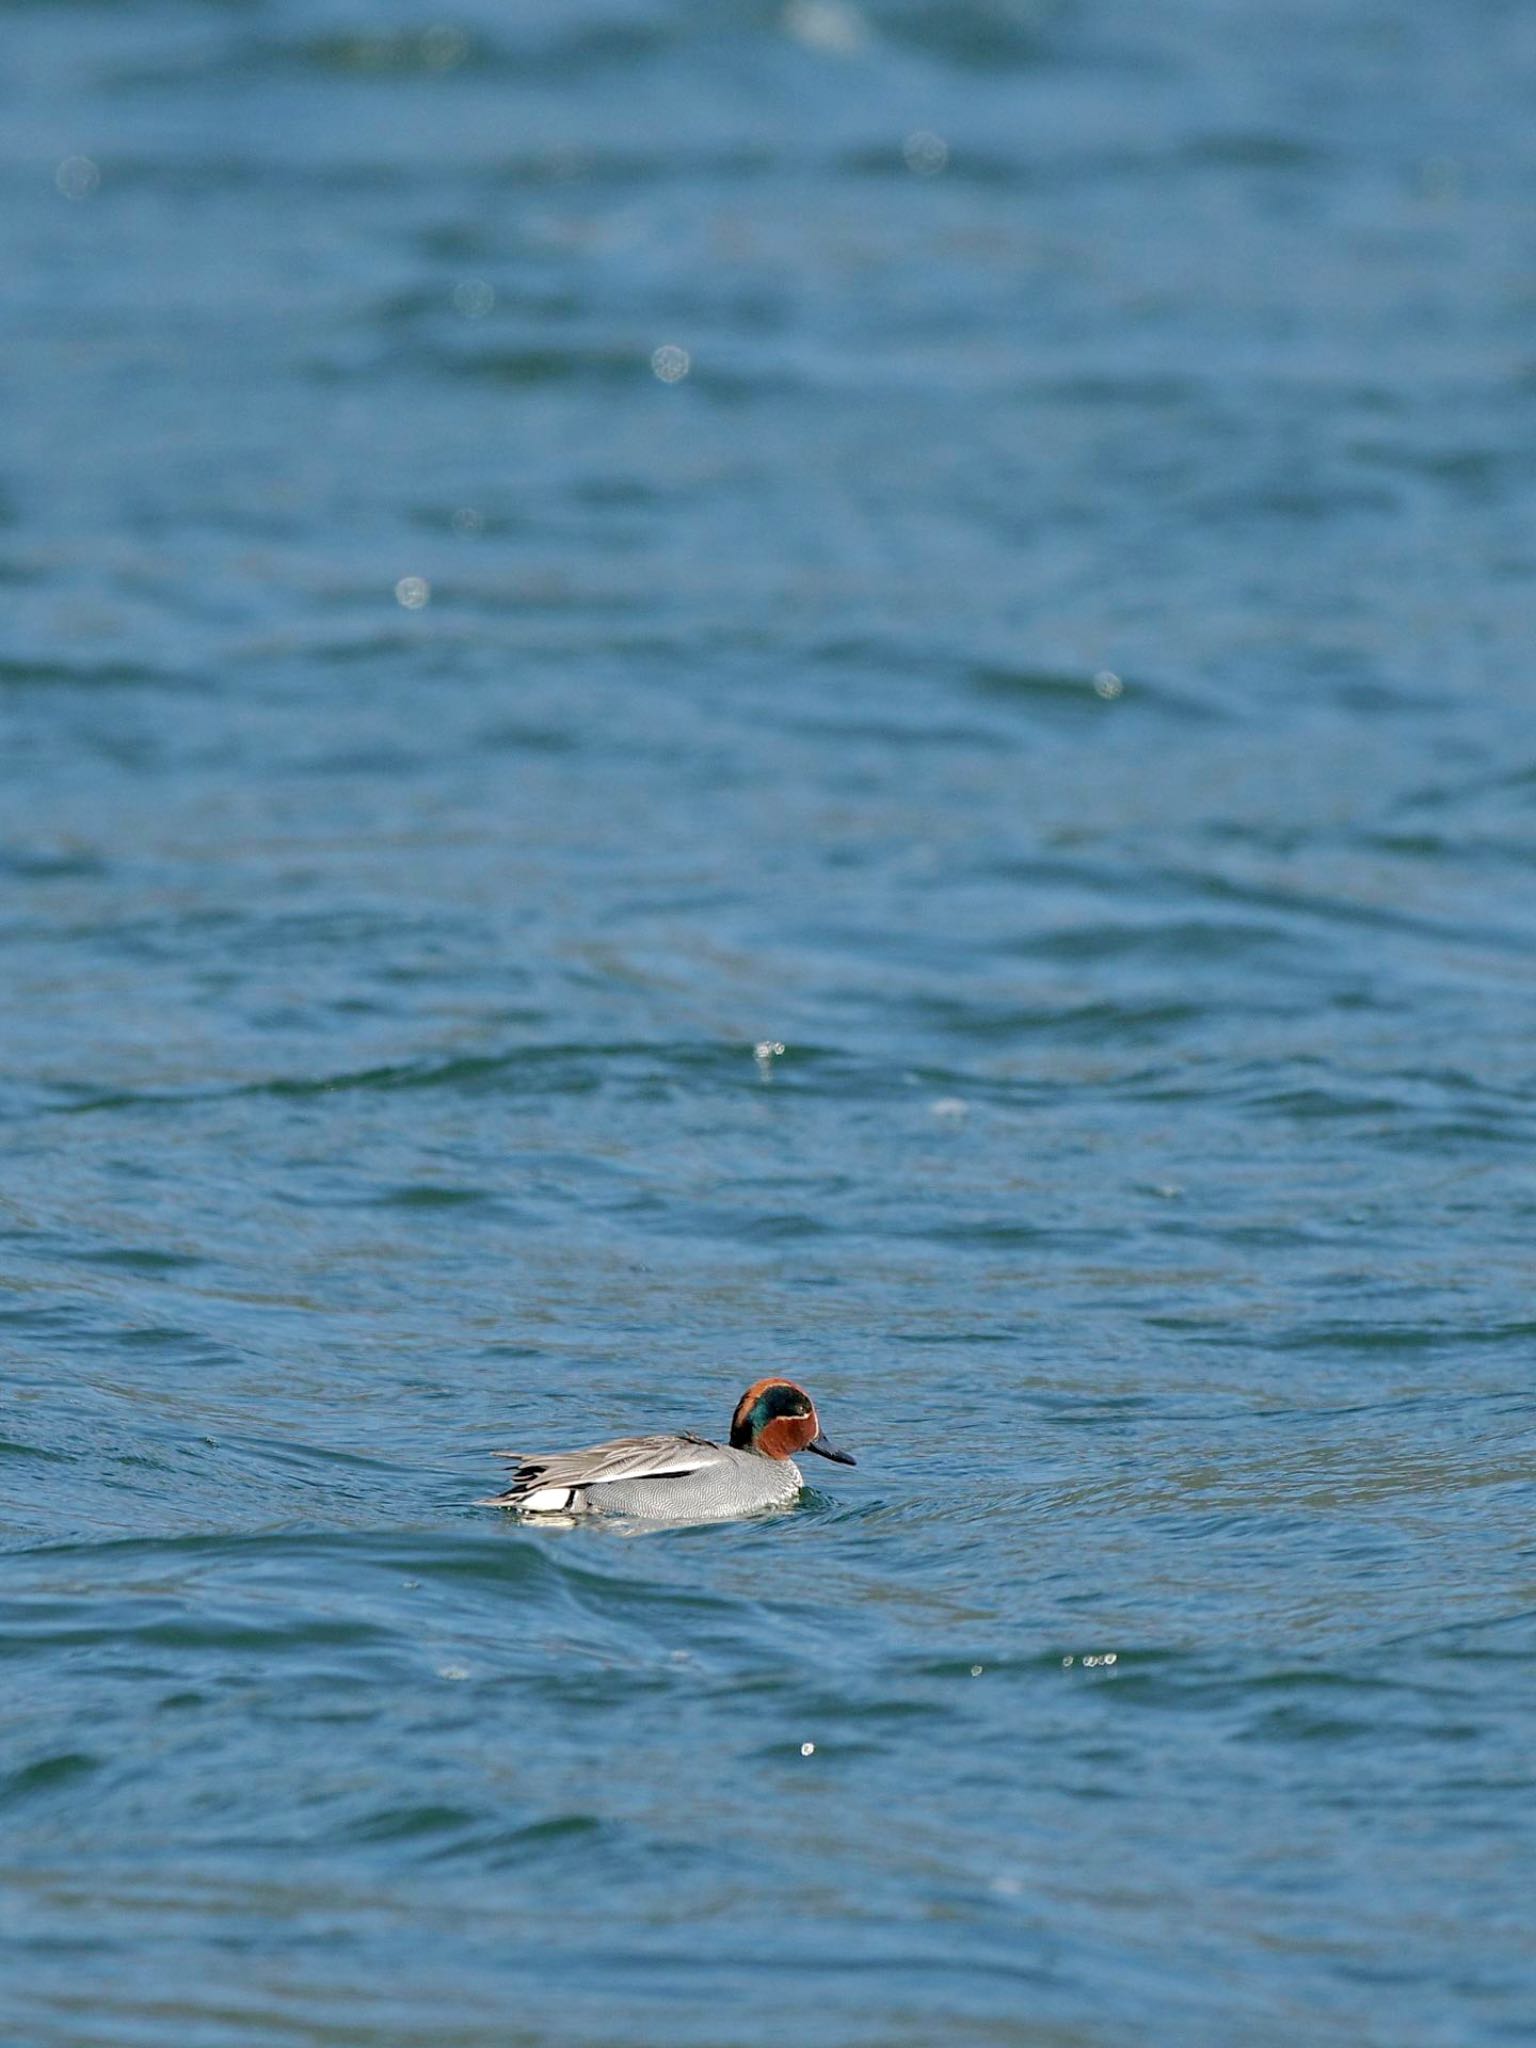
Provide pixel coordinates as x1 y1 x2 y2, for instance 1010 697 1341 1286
477 1378 855 1520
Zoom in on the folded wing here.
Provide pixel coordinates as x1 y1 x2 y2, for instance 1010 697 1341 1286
478 1432 725 1509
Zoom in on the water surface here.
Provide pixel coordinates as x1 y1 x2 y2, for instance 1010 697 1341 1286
4 2 1536 2043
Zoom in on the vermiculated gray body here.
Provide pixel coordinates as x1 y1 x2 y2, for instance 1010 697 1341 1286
480 1431 805 1520
572 1446 803 1518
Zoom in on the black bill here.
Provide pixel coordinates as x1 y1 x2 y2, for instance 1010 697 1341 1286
806 1432 856 1466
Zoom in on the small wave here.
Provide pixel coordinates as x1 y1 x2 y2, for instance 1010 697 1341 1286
0 1752 99 1811
969 661 1215 721
0 657 178 691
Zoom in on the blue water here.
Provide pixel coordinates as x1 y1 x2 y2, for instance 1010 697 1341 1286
5 2 1536 2042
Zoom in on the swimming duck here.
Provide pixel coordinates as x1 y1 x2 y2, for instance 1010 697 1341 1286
478 1378 855 1520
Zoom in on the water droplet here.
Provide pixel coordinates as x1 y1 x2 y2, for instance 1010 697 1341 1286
903 130 949 177
452 278 495 319
56 156 100 201
782 0 867 54
1092 669 1124 700
651 343 691 383
394 575 431 610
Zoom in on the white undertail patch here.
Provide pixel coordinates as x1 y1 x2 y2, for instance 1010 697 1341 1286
519 1485 576 1513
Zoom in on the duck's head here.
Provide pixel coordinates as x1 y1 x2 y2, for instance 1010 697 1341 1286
729 1379 855 1466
